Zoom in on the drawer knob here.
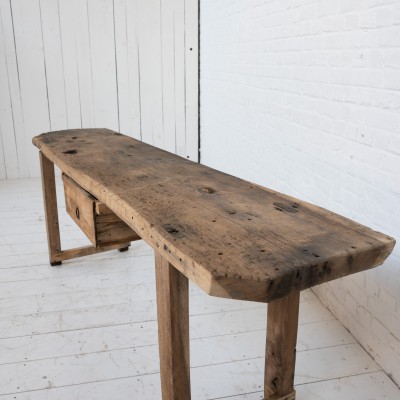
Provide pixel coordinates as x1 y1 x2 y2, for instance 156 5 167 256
75 207 80 220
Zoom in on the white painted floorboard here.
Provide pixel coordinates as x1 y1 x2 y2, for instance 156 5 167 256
0 178 399 400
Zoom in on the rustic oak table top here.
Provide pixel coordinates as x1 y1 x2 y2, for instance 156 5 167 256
33 128 395 303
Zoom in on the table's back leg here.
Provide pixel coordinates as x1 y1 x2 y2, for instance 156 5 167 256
155 252 191 400
264 291 300 400
39 152 62 266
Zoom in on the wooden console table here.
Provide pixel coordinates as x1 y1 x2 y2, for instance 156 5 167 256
33 128 395 400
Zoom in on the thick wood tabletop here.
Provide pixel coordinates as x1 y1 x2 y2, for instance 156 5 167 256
33 129 395 302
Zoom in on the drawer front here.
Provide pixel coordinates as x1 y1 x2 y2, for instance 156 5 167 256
63 174 140 247
96 213 140 246
62 174 97 244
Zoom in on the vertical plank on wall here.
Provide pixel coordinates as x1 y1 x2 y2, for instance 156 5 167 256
58 0 81 129
185 0 199 162
0 24 6 178
125 0 141 139
11 0 50 177
161 0 176 153
0 9 19 178
0 0 27 178
137 0 164 147
114 0 130 135
174 0 186 157
74 0 95 128
0 127 7 179
114 0 141 139
87 0 119 131
39 0 67 131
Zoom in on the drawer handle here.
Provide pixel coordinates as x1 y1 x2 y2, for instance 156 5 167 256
75 207 80 220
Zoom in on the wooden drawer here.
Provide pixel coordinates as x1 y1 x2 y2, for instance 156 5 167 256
62 174 140 247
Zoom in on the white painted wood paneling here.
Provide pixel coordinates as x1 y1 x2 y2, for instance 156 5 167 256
0 0 198 179
161 0 177 153
11 0 51 178
114 0 141 138
57 0 82 129
0 0 27 178
185 0 199 161
0 31 19 178
39 0 67 132
174 0 187 157
74 0 96 128
88 0 119 131
0 128 6 179
136 0 164 146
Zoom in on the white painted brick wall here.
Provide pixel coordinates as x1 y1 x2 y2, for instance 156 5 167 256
200 0 400 385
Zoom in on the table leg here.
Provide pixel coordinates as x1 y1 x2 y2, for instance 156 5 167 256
39 152 62 266
155 252 191 400
264 291 300 400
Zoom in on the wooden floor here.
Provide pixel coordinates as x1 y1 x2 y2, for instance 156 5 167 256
0 178 399 400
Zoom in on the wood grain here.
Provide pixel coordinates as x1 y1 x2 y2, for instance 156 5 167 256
39 152 62 266
52 243 131 263
155 253 191 399
264 291 300 400
95 213 140 247
33 129 396 302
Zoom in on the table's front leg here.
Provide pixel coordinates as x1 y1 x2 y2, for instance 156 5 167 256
39 152 62 266
155 252 191 400
265 291 300 400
